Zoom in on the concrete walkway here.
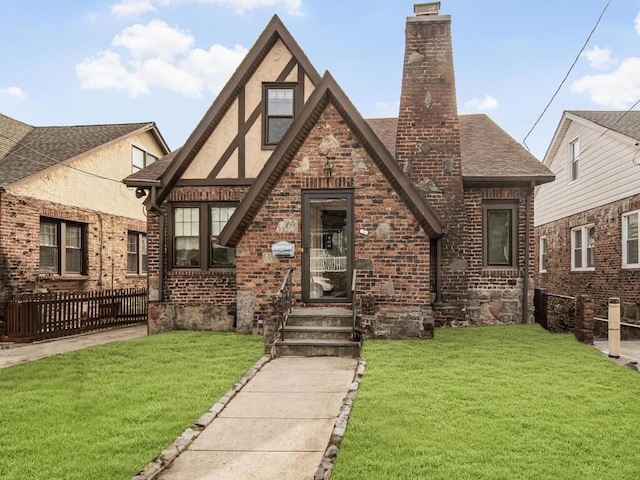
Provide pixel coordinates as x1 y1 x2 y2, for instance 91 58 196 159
157 356 359 480
593 339 640 366
0 324 147 369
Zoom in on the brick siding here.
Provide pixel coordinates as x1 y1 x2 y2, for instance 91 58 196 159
536 193 640 321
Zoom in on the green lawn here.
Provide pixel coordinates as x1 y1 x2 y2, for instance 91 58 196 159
0 331 264 480
333 324 640 480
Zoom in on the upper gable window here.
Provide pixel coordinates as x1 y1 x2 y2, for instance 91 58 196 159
569 138 580 182
264 85 294 146
132 146 158 173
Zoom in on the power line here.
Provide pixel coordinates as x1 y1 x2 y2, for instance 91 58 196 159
0 130 134 185
577 98 640 162
522 0 612 151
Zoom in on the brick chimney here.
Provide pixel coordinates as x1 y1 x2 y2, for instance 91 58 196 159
396 3 468 303
396 2 463 203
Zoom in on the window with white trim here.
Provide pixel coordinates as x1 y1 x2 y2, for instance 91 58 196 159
571 225 595 271
622 210 640 268
569 138 580 182
39 218 87 275
539 236 547 273
127 232 148 274
173 207 200 268
132 146 158 173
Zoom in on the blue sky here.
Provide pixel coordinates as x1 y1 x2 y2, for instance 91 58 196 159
1 0 638 160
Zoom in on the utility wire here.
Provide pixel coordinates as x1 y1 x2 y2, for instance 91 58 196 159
0 130 131 185
577 97 640 162
522 0 612 151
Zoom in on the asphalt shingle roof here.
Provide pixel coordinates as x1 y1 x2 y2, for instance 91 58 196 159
567 110 640 142
0 113 153 187
366 115 553 183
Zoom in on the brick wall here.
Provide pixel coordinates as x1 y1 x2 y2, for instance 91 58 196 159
237 102 433 338
536 193 640 321
0 192 147 328
146 186 247 332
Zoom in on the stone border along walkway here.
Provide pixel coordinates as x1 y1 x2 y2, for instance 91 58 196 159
131 356 366 480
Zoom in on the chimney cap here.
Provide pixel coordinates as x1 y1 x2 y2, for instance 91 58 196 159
414 2 441 16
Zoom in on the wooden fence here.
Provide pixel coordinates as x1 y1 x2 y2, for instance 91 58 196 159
2 288 147 342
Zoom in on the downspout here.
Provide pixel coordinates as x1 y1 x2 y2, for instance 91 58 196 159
523 181 535 323
434 237 443 305
147 186 164 303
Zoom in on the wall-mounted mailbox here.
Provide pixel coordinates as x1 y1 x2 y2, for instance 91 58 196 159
271 241 295 258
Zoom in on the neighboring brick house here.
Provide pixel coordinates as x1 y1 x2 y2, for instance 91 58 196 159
0 113 169 330
535 110 640 321
125 3 553 340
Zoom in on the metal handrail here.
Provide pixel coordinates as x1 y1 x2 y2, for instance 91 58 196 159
594 317 640 329
277 268 294 341
351 269 360 341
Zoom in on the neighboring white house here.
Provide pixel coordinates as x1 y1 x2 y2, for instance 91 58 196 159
535 110 640 320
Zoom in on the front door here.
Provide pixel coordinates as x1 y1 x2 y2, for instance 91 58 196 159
302 191 353 303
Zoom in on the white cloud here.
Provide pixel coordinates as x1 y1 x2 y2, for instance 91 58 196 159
0 86 27 100
180 44 249 94
155 0 304 16
76 50 149 97
76 21 248 98
464 94 498 111
113 20 193 61
583 46 614 69
572 57 640 108
111 0 156 17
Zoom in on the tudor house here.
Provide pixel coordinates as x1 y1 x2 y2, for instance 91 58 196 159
125 3 553 348
0 113 169 332
535 110 640 322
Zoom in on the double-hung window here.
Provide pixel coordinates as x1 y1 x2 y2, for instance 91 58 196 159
39 218 86 275
172 204 236 269
132 146 158 173
571 225 595 271
264 85 294 146
210 206 236 267
174 207 201 267
569 138 580 182
539 236 548 273
127 232 148 274
623 210 640 268
482 202 518 268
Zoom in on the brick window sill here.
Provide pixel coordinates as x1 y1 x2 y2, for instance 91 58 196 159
168 268 236 277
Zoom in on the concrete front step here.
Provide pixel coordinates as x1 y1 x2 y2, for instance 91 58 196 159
282 325 353 341
287 307 353 328
274 339 360 357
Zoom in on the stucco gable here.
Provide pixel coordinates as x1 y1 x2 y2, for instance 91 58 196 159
154 15 322 203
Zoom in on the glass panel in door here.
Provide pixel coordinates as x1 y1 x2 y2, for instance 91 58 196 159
303 193 352 302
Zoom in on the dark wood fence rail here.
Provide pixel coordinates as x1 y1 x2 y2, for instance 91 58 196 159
3 288 147 343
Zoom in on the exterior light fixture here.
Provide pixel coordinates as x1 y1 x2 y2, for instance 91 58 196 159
323 157 333 179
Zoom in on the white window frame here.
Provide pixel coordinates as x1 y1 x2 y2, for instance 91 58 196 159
569 137 580 182
127 232 148 275
571 224 595 271
622 210 640 268
539 236 547 273
39 218 87 275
